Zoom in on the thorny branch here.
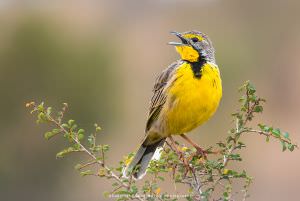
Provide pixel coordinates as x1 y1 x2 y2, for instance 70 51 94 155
26 102 145 201
26 81 297 201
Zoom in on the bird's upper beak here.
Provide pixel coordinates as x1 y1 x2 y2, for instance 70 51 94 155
168 31 188 46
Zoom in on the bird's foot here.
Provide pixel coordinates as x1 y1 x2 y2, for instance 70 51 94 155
166 138 192 172
193 146 208 159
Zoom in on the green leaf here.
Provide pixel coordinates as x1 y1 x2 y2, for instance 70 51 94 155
112 182 119 187
283 132 290 139
217 142 226 148
186 196 193 201
226 136 235 143
88 135 95 145
56 147 76 158
254 105 263 113
258 123 265 129
61 123 69 128
80 170 93 176
228 154 242 161
94 123 102 132
46 107 52 115
288 144 295 152
44 131 60 140
288 144 298 151
281 141 287 152
68 119 75 126
263 126 270 132
74 163 82 170
70 124 78 130
247 82 256 95
103 191 110 198
37 102 45 112
102 145 110 152
37 112 47 122
73 143 81 150
130 185 138 194
115 190 130 195
236 141 246 149
272 128 281 137
44 131 56 140
78 133 84 140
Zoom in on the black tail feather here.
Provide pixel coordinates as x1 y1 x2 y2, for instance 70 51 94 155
124 138 165 179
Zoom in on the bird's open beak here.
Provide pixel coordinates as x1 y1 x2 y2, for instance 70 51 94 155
168 31 188 46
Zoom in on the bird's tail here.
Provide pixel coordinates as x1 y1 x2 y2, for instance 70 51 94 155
123 137 165 180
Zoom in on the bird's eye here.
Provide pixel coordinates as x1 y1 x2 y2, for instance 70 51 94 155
191 37 199 43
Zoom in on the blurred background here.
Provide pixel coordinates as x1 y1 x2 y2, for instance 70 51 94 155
0 0 299 201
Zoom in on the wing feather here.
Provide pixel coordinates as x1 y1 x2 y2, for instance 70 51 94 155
145 60 183 132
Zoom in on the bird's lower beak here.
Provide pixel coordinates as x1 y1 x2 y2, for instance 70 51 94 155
168 41 184 46
168 31 188 46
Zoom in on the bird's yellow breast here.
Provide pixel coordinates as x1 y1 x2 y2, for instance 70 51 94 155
163 62 222 135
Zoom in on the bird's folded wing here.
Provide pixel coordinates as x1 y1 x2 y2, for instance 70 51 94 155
145 60 183 132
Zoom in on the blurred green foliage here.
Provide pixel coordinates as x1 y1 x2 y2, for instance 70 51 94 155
0 16 120 127
0 16 120 200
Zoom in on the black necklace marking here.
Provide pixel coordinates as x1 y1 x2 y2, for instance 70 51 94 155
183 54 206 79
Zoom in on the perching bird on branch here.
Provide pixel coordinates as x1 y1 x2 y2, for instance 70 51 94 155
124 31 222 179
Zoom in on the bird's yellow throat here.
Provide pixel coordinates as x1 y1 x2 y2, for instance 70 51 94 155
175 46 200 62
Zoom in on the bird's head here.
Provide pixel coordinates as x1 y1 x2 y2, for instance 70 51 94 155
169 31 215 64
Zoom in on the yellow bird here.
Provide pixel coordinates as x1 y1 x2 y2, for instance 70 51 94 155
124 31 222 179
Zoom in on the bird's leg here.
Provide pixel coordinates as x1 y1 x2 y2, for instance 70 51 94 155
168 137 189 163
168 136 183 157
180 134 207 158
168 136 191 176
